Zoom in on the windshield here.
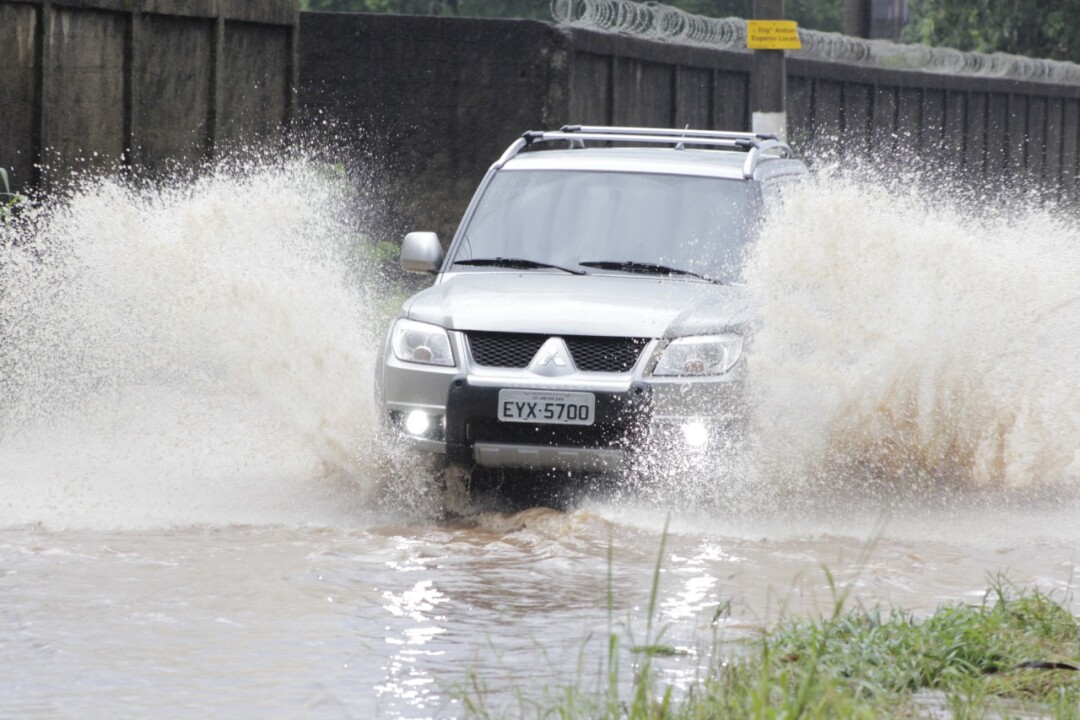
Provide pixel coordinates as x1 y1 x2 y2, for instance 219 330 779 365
451 169 759 283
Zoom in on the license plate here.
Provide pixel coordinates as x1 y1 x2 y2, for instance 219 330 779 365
497 389 596 426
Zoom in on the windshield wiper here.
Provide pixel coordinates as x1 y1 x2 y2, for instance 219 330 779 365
579 260 724 284
454 257 587 275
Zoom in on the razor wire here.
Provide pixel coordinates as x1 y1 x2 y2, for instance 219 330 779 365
550 0 1080 85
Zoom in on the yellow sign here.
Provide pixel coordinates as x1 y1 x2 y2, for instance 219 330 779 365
746 20 802 50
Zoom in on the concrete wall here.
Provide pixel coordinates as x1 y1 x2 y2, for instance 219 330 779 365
784 57 1080 195
565 31 752 133
299 13 1080 241
568 31 1080 192
300 12 570 240
0 0 299 190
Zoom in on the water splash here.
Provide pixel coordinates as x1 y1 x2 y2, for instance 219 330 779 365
4 152 1078 528
744 168 1080 503
0 157 436 529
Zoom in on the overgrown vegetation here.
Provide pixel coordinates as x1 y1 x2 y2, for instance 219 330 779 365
733 579 1080 718
903 0 1080 64
463 564 1080 718
0 168 23 222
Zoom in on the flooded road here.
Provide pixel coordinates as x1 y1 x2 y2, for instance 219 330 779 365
5 503 1080 718
1 159 1078 717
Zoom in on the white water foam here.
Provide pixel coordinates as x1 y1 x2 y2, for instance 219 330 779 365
3 157 1078 529
0 158 436 529
744 168 1080 504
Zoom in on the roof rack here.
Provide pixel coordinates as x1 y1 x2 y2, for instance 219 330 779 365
562 125 776 141
493 125 794 179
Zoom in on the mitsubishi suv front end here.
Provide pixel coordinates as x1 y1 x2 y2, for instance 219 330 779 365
376 125 807 505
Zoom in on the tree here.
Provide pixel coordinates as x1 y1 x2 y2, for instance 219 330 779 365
903 0 1080 64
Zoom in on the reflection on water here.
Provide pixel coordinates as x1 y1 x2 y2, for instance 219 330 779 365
0 159 1078 716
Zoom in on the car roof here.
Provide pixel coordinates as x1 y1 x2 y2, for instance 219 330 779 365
501 147 753 180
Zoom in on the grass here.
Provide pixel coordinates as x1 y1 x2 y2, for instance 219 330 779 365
707 578 1080 719
1 167 23 221
459 549 1080 719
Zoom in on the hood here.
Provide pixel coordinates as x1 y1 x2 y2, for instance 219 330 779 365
403 271 754 338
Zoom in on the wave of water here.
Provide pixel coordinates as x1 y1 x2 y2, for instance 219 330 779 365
2 156 1078 529
0 158 436 529
745 168 1080 505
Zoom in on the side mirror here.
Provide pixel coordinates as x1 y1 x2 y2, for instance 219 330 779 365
400 231 444 274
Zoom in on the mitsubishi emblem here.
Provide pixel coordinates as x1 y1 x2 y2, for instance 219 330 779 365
536 349 568 367
528 337 575 376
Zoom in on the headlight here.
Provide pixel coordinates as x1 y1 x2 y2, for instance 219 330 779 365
390 318 455 367
652 334 743 377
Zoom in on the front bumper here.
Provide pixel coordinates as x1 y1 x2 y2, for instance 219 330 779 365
378 331 747 472
441 378 651 472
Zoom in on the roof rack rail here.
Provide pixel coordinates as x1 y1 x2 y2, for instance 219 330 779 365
560 124 777 142
493 125 793 179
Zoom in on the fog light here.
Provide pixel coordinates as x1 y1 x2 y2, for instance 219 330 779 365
404 410 431 436
681 421 709 448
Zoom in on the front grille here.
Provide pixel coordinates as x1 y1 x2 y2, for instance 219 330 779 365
467 332 546 368
566 336 649 372
466 332 649 372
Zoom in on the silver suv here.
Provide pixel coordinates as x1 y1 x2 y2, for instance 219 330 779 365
377 125 806 503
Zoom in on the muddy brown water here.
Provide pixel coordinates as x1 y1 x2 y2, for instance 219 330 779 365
2 162 1078 717
4 497 1080 718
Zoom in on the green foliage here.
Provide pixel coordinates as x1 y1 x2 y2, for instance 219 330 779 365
0 167 24 222
773 587 1078 692
903 0 1080 63
461 571 1080 719
783 0 842 33
712 578 1080 717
